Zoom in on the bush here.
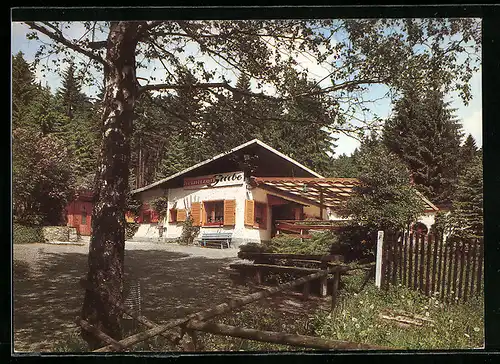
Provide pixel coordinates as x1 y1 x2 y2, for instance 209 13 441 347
239 242 272 254
125 222 140 240
13 223 43 244
176 215 200 245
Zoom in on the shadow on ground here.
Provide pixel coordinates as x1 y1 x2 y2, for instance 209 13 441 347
14 247 330 352
13 248 252 352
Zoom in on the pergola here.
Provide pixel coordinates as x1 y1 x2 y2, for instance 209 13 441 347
251 176 438 217
251 177 361 217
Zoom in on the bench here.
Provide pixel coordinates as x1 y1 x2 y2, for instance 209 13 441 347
199 232 232 249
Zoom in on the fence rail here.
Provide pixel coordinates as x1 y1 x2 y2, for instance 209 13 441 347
380 232 483 303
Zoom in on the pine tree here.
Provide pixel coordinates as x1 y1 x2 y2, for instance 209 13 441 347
344 136 425 232
56 63 88 119
383 85 463 206
460 134 479 170
12 52 37 128
448 154 483 239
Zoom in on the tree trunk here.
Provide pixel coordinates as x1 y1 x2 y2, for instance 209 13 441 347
81 21 139 350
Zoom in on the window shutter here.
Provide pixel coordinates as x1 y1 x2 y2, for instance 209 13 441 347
177 209 187 222
244 200 255 226
223 200 236 226
169 208 177 223
201 202 207 226
191 202 201 226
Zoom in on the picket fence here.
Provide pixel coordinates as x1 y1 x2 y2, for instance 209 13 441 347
380 232 483 303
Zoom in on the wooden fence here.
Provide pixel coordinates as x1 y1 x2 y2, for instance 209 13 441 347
79 262 388 352
380 232 483 303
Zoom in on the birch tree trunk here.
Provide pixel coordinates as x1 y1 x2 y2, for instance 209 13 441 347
81 21 139 349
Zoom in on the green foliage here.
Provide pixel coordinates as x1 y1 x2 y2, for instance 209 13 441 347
125 192 143 217
383 85 463 205
176 215 200 246
448 154 483 240
125 222 140 240
329 153 359 178
238 242 272 254
11 51 37 127
311 280 484 349
13 128 76 225
344 136 425 232
13 223 43 244
150 196 169 220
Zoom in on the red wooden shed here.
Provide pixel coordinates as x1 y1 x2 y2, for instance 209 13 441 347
66 189 93 236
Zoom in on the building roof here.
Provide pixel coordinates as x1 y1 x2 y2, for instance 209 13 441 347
252 177 439 212
131 139 323 194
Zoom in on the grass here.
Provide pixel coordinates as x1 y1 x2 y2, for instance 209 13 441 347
311 270 484 350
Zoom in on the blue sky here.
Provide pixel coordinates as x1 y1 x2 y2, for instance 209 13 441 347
11 21 482 156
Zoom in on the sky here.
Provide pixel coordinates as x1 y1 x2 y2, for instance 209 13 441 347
11 21 482 157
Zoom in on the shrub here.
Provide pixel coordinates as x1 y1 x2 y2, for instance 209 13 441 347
13 223 43 244
125 222 140 240
239 242 271 254
266 231 336 255
176 215 199 245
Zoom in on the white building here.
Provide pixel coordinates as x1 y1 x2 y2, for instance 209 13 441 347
129 139 439 247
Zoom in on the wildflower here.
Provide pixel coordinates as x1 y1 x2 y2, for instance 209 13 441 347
425 312 430 317
355 323 360 329
474 327 480 332
449 319 453 324
352 317 358 322
360 300 364 305
465 333 470 338
424 306 428 310
369 304 375 310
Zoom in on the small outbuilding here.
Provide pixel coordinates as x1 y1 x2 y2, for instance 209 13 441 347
66 189 93 236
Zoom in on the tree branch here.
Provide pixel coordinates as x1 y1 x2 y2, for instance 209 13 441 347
24 21 106 65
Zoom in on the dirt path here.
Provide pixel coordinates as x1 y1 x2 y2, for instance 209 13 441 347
13 242 329 352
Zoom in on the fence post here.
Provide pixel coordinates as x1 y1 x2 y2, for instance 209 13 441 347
375 230 384 288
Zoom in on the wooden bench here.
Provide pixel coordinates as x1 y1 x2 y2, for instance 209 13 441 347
199 232 232 249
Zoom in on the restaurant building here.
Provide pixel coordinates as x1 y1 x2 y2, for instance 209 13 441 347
129 139 439 247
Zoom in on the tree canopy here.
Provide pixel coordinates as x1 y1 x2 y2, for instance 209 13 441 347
342 136 425 232
19 18 481 347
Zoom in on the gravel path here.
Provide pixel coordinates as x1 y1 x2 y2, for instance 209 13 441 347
13 241 327 353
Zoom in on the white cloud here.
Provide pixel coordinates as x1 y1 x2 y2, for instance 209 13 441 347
461 110 482 146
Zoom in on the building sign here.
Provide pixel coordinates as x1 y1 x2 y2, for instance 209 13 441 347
184 171 244 189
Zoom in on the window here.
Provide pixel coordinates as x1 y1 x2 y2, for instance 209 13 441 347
204 200 224 225
254 202 267 229
81 211 87 225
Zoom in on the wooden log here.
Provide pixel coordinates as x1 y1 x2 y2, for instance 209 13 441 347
185 320 389 350
94 269 330 352
78 319 127 351
230 263 347 275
